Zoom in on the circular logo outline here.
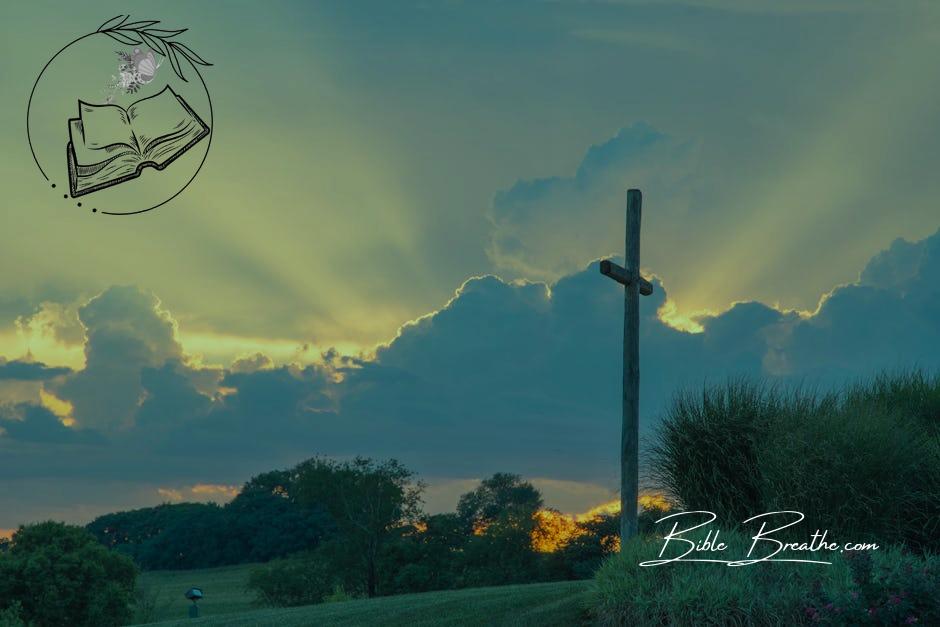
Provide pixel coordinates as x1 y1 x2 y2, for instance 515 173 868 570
26 15 214 216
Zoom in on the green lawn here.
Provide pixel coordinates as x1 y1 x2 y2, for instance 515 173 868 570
135 564 259 623
133 565 591 626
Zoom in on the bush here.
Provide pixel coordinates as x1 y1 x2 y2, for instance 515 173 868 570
650 372 940 551
0 522 137 627
247 554 338 607
649 380 783 526
805 548 940 625
590 532 940 626
0 602 24 627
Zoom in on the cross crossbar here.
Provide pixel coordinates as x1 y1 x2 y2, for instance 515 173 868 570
599 259 654 296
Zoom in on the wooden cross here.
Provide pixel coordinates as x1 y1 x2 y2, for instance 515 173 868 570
599 188 653 545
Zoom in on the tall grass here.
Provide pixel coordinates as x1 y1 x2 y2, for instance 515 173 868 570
649 371 940 552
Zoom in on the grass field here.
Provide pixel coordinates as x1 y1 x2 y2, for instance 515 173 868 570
136 564 258 623
134 565 592 626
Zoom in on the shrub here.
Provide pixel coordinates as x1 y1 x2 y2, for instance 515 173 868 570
650 372 940 551
649 380 785 526
590 532 940 626
591 532 836 626
804 547 940 625
247 554 337 607
322 584 354 604
0 522 137 627
0 602 24 627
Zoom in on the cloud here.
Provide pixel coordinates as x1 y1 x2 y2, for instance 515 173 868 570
0 359 71 381
0 404 102 444
333 227 940 483
16 301 85 347
486 122 700 283
55 286 185 431
774 228 940 380
2 227 940 527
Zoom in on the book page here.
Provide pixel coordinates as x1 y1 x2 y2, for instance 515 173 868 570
69 118 138 168
77 101 139 152
69 120 140 194
127 87 200 155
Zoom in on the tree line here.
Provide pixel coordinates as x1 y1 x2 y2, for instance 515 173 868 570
85 456 642 604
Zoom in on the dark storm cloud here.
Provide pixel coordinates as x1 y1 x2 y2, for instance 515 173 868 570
332 227 940 480
2 228 940 523
0 404 102 444
158 365 335 459
0 360 71 381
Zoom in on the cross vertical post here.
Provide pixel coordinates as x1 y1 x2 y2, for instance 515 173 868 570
599 188 652 546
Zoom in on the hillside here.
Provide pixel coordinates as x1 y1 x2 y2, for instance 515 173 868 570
134 564 591 626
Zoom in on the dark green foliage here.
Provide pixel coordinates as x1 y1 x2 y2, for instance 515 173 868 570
552 513 621 580
649 379 782 525
0 602 24 627
591 532 940 626
0 522 137 627
224 488 334 564
247 554 338 607
805 549 940 625
650 372 940 551
456 473 543 533
86 479 333 570
88 502 225 568
378 514 465 594
291 457 424 597
453 474 545 587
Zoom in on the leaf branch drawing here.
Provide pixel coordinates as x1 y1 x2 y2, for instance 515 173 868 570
97 15 211 82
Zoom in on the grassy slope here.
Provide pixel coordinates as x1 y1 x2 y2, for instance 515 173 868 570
135 565 592 626
136 564 258 622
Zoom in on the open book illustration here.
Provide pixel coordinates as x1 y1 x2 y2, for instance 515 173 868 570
67 85 210 197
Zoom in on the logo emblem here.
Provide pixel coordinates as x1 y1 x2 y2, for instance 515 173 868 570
27 15 214 215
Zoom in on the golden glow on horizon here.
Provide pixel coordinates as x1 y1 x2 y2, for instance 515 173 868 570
575 499 621 522
528 492 672 553
532 509 584 552
156 484 240 504
191 484 240 499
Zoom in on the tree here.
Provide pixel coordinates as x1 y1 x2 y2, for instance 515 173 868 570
378 513 466 593
86 483 334 569
456 472 543 533
225 488 334 564
552 512 621 579
292 457 423 597
0 522 137 627
455 474 545 586
87 502 228 569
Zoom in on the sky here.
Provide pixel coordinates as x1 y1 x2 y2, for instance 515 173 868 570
2 0 940 532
